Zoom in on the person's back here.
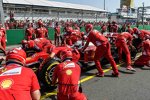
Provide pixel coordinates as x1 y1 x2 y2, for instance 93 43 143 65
143 39 150 56
28 38 51 52
52 49 87 100
116 32 132 44
56 61 80 95
115 32 135 71
134 39 150 67
0 47 41 100
0 64 40 100
88 30 108 46
140 30 150 40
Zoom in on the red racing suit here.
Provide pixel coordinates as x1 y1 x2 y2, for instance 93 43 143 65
134 39 150 66
0 27 6 50
87 30 119 75
70 30 82 44
52 61 87 100
0 63 40 100
139 30 150 40
25 27 35 40
52 46 80 63
27 38 53 53
54 26 61 46
63 27 73 46
36 27 48 38
115 32 133 66
127 28 134 35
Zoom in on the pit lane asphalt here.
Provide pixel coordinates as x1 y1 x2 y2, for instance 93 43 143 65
41 63 150 100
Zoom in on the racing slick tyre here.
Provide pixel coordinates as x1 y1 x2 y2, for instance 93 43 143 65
77 62 85 72
132 38 142 50
39 59 60 89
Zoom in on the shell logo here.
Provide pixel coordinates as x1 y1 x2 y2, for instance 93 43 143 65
66 69 72 75
0 79 13 89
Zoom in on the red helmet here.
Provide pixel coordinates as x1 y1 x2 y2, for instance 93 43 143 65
85 24 93 33
27 40 35 48
60 49 72 61
22 40 28 49
6 47 26 65
133 27 139 34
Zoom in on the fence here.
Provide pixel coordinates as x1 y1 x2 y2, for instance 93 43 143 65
6 25 150 45
6 27 56 45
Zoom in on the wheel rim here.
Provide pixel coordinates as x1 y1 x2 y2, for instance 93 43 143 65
45 61 60 84
48 66 56 81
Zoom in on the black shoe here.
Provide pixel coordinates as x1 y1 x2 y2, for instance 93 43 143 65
96 73 104 77
112 72 119 77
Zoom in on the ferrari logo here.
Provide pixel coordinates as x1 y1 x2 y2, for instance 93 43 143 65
1 68 7 73
0 79 13 89
66 69 72 75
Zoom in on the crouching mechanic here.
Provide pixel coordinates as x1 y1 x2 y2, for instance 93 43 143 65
115 32 136 71
134 36 150 67
52 49 87 100
133 27 150 40
0 47 41 100
22 38 54 54
49 45 80 63
82 24 119 77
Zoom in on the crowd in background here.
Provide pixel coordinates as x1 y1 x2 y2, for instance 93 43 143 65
4 18 150 30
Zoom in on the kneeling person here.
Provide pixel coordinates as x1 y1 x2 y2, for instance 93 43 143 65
0 47 41 100
52 49 87 100
134 36 150 67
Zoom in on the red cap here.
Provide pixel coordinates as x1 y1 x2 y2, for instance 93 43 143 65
60 49 72 61
6 47 26 65
27 40 35 48
133 27 139 33
85 24 93 33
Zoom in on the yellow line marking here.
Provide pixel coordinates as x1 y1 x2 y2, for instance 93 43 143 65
41 53 141 99
41 92 57 100
80 64 121 83
41 64 122 99
80 68 111 83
